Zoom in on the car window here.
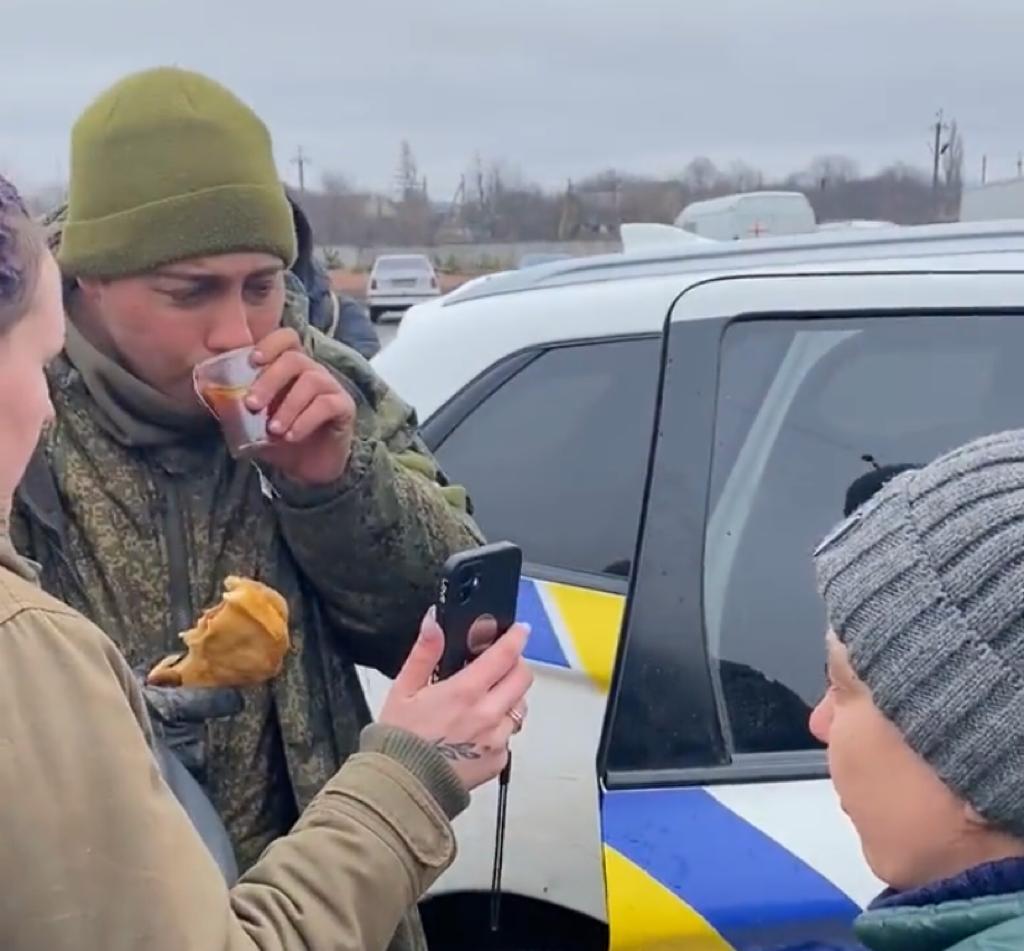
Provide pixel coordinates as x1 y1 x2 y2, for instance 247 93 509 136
376 256 431 272
705 313 1024 755
435 337 661 579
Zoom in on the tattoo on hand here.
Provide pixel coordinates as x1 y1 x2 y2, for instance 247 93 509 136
435 740 482 761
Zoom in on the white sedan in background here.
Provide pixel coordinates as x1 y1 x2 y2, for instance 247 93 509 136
366 253 440 322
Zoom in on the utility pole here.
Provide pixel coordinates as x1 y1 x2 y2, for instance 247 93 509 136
930 110 947 192
981 155 987 185
292 146 311 193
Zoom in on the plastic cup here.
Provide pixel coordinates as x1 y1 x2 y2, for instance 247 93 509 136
193 346 271 459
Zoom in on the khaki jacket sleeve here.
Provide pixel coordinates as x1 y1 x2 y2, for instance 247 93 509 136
0 601 456 951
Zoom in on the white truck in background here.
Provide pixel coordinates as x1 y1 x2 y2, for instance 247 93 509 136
818 219 897 232
675 190 816 240
960 178 1024 222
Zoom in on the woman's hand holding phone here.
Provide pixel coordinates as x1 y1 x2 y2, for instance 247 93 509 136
378 610 533 792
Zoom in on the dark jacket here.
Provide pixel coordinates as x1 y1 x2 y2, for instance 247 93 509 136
857 894 1024 949
335 293 382 359
857 860 1024 950
289 199 380 358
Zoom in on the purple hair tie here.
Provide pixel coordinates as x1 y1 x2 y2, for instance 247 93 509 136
0 174 29 303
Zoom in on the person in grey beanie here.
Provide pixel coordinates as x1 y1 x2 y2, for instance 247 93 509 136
812 429 1024 950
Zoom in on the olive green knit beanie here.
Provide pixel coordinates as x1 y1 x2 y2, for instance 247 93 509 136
60 67 296 278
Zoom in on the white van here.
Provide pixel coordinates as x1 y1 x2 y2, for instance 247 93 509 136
676 190 816 240
960 178 1024 223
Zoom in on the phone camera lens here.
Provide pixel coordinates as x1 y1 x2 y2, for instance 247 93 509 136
458 573 481 604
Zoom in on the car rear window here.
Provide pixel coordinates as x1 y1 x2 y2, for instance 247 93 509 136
375 256 431 272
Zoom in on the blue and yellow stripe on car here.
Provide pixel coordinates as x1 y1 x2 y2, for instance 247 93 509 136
514 576 863 950
516 576 622 691
602 789 861 950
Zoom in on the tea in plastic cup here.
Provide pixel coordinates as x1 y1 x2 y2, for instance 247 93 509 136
193 347 271 459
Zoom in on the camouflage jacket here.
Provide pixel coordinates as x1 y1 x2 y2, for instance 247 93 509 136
14 216 481 951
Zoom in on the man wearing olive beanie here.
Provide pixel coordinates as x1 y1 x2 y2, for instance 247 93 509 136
59 68 297 278
15 68 483 951
812 430 1024 948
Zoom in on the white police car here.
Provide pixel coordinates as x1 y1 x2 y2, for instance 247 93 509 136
365 221 1024 951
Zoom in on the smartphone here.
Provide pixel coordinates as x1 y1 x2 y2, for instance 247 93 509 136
435 541 523 679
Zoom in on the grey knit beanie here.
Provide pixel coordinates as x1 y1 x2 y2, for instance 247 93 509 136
815 429 1024 837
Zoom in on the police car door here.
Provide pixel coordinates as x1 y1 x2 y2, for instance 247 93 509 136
598 270 1024 950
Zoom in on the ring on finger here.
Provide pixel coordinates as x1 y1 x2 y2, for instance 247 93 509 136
506 707 525 734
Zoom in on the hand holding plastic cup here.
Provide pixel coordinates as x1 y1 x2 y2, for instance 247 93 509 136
193 347 271 459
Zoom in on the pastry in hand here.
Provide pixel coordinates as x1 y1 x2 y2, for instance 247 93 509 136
148 576 290 688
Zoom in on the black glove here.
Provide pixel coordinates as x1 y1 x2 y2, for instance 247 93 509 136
135 669 244 784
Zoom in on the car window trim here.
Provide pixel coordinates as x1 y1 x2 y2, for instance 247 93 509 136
604 299 1024 790
605 749 829 791
523 561 630 596
421 348 540 449
422 333 664 450
600 314 730 780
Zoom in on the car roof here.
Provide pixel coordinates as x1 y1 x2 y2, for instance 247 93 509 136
373 221 1024 421
447 220 1024 306
679 190 810 215
373 254 432 265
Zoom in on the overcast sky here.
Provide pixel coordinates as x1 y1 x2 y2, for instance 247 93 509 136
2 0 1022 198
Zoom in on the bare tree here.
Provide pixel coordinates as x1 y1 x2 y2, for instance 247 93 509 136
725 161 763 192
792 155 861 191
470 152 487 207
291 144 959 247
395 141 422 202
315 172 358 245
682 157 720 192
321 171 354 195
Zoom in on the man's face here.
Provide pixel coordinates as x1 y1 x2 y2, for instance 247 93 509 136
79 253 286 406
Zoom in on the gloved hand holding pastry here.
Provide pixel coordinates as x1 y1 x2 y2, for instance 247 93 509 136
148 576 291 688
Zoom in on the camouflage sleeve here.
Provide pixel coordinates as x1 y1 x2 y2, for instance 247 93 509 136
272 281 484 674
272 435 483 676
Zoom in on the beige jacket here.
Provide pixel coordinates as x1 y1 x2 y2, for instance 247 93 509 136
0 536 468 951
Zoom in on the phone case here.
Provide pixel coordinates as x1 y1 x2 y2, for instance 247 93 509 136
435 541 523 679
